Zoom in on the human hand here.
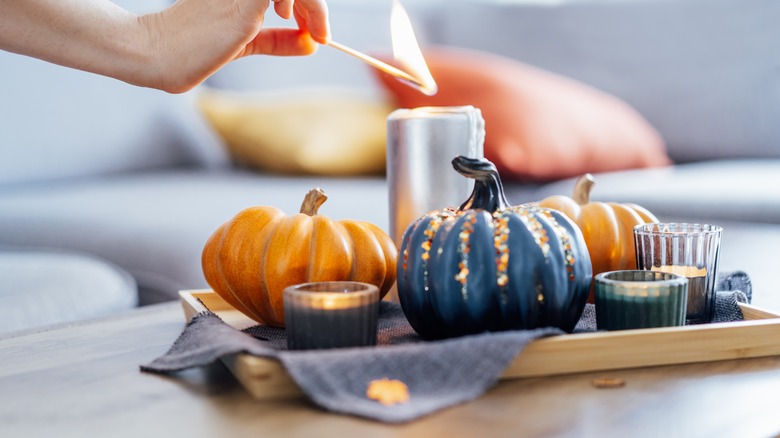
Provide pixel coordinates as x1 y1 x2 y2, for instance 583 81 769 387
0 0 329 93
143 0 331 93
269 0 330 44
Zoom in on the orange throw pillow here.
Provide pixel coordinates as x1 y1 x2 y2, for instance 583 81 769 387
373 47 670 181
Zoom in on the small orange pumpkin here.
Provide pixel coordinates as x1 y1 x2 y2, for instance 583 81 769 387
202 188 397 327
537 174 658 293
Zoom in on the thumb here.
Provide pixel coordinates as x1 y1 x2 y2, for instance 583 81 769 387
241 28 319 57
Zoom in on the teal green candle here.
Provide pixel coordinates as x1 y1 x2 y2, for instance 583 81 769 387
595 271 688 331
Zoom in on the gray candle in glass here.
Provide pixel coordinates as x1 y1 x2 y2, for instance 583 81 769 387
284 281 379 350
634 223 722 324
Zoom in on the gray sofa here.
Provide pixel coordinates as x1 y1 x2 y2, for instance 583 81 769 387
1 0 778 335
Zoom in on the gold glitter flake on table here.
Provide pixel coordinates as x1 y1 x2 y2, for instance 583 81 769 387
366 378 410 406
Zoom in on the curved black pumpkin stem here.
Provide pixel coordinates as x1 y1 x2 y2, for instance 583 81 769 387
452 156 510 213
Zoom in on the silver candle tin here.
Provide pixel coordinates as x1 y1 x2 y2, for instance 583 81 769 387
386 106 485 245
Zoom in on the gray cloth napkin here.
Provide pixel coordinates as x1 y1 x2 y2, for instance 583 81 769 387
141 271 751 423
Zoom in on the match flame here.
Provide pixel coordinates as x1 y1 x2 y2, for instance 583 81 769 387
390 0 438 96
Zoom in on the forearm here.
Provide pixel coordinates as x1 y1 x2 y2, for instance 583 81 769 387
0 0 329 93
0 0 155 87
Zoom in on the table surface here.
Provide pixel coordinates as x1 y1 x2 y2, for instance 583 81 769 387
3 302 780 438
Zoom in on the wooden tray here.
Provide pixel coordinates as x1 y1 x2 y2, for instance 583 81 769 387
180 289 780 401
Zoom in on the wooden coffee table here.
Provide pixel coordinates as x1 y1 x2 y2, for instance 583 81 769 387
2 301 780 437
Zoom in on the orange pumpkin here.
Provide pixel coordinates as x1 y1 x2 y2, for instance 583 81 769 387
537 174 658 295
202 188 397 327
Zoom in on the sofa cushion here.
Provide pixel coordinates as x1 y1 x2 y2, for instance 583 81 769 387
526 159 780 225
0 53 229 186
0 169 538 304
437 0 780 164
0 0 229 186
373 46 671 182
198 88 392 176
0 164 774 307
0 170 400 304
0 247 138 335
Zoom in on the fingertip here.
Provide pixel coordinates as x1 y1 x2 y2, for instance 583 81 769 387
298 33 320 55
307 20 330 45
312 33 330 45
308 0 330 44
309 17 331 45
274 0 294 19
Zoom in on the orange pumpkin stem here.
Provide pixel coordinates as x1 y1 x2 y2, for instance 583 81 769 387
300 188 328 216
572 174 596 206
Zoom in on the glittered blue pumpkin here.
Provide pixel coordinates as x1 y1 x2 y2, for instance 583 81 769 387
396 156 592 339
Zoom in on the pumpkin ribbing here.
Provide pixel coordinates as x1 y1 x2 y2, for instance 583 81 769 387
202 188 397 327
537 173 659 302
397 157 592 339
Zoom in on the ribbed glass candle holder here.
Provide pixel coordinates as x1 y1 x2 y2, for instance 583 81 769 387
634 223 722 324
595 270 689 331
284 281 379 350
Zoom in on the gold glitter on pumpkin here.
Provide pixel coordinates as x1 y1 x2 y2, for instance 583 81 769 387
538 209 577 282
512 207 551 257
491 211 512 291
456 213 476 301
413 209 461 294
536 276 546 304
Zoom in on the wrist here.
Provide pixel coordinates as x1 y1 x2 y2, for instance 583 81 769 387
135 5 225 94
0 0 157 89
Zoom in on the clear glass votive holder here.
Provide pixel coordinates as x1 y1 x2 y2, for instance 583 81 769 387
595 270 689 331
284 281 379 350
634 223 722 324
